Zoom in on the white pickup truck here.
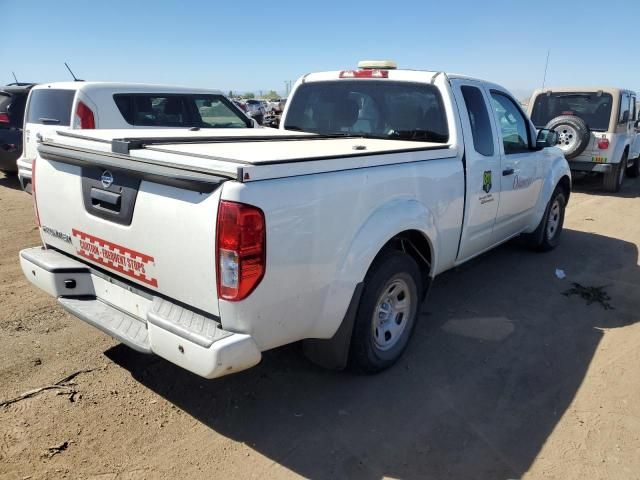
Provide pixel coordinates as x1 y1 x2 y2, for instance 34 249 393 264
20 62 571 378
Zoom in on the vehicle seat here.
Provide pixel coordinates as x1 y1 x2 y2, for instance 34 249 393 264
423 107 447 141
135 97 156 126
389 103 423 132
333 99 360 130
162 98 185 126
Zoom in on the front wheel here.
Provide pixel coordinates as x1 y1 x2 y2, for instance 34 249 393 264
349 252 422 373
524 187 567 252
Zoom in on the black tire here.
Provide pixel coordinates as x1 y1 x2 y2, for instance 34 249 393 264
545 115 591 160
603 151 626 192
626 155 640 178
524 187 566 252
349 251 422 374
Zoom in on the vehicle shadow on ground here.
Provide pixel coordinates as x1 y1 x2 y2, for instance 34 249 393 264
572 172 640 198
0 172 22 191
107 228 640 479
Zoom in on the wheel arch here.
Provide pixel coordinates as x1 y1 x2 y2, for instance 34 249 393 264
303 200 438 370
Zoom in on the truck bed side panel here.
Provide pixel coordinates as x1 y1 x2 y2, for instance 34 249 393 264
218 156 464 351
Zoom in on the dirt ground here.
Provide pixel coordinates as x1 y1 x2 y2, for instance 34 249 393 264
1 170 639 480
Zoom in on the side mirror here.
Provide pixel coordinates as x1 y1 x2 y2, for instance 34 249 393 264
536 128 558 148
251 118 260 128
634 119 640 129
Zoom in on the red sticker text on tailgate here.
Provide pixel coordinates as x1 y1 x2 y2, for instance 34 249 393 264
72 229 158 287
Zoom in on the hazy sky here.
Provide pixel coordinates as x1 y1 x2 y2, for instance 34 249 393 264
3 0 639 99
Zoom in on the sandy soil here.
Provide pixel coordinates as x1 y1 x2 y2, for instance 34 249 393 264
1 171 639 480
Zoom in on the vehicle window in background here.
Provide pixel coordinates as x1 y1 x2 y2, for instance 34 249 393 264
284 80 449 142
530 92 613 131
194 98 247 127
461 86 494 156
26 89 75 126
619 93 631 124
490 92 530 154
113 94 250 128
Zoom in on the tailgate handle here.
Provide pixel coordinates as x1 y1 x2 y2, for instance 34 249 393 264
90 188 121 212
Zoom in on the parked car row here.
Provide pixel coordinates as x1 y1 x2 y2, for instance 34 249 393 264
1 82 257 191
230 98 287 125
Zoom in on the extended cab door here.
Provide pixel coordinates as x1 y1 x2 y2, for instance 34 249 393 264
450 80 501 261
488 90 543 243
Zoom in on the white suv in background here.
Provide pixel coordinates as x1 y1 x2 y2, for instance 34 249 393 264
528 86 640 192
17 82 254 192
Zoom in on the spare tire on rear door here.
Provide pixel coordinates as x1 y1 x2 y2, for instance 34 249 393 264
545 115 591 159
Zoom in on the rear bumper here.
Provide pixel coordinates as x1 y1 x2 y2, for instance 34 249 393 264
568 160 612 173
20 247 261 379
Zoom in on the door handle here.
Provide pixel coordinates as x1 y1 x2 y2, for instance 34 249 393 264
90 187 121 212
502 168 514 176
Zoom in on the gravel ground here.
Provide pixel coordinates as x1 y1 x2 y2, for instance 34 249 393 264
1 171 639 480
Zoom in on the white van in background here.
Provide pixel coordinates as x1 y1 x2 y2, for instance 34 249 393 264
17 82 255 192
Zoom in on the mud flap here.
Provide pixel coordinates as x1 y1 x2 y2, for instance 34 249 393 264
302 282 364 370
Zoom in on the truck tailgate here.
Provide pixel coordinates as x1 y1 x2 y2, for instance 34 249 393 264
35 149 225 316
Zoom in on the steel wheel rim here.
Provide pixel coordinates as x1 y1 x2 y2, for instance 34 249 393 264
556 125 578 152
546 199 561 239
371 278 412 351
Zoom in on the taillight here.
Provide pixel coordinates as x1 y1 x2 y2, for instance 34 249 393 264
597 137 610 149
74 101 95 129
32 157 41 227
339 69 389 79
216 201 265 301
0 112 9 124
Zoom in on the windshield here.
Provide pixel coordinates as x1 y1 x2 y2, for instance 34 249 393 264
530 92 613 131
284 80 449 142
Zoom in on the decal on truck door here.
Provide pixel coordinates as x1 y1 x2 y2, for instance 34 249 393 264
72 229 158 287
482 170 492 193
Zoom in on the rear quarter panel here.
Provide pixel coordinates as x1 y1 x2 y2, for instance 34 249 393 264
218 157 464 351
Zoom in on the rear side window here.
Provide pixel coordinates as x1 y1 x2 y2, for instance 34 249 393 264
461 86 494 156
26 89 75 126
619 93 631 124
113 94 249 128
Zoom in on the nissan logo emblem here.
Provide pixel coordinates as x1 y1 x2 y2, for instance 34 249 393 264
101 170 114 189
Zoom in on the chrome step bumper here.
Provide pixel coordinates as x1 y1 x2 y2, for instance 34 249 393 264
20 247 261 379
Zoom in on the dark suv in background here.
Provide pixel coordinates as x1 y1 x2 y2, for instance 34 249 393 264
0 83 36 173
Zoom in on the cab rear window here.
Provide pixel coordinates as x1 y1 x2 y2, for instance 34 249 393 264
530 92 613 131
284 80 449 143
113 94 250 128
26 89 75 126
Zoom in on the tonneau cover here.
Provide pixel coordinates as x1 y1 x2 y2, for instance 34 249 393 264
41 128 457 182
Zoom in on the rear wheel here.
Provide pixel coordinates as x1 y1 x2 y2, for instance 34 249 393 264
349 252 422 373
603 152 626 192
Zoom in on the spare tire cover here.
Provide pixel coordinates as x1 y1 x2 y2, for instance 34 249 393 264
545 115 591 160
